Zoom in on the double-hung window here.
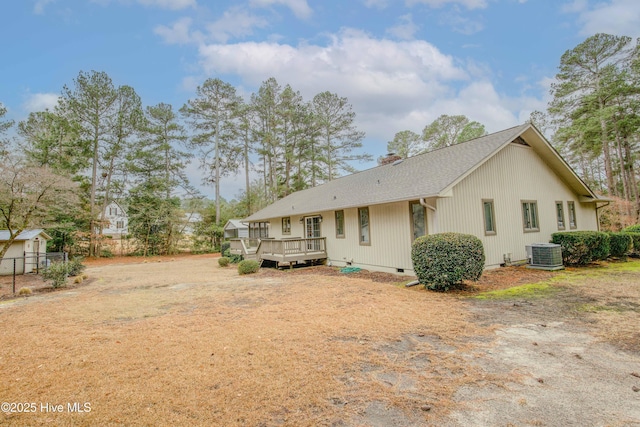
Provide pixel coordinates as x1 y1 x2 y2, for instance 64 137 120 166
335 210 345 238
410 201 427 240
556 202 565 230
568 201 577 229
483 200 496 235
358 207 370 245
282 217 291 235
522 201 539 232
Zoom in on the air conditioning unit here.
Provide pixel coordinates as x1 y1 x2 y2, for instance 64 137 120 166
526 243 564 271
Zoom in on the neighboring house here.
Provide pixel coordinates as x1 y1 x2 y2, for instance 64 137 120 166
0 229 51 275
183 213 203 236
100 201 128 237
224 219 249 239
241 124 607 274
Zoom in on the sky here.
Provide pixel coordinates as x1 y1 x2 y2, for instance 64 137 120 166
2 0 640 200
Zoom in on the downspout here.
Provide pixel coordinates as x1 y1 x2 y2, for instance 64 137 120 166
420 198 437 234
594 201 610 232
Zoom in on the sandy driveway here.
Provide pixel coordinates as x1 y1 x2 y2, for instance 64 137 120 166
1 256 639 426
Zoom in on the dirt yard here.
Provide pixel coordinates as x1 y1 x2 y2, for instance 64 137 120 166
0 255 639 426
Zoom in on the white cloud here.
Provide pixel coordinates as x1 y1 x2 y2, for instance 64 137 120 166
363 0 389 8
406 0 488 10
567 0 640 37
386 14 419 40
154 17 197 44
198 29 467 98
249 0 312 19
137 0 196 9
33 0 54 14
22 93 59 113
561 0 588 14
91 0 196 9
187 28 547 193
195 29 535 150
206 7 269 43
439 10 484 34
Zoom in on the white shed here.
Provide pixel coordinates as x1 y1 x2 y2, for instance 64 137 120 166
224 219 249 239
0 229 51 275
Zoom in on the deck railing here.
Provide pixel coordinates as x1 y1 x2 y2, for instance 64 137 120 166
259 237 326 256
229 237 327 264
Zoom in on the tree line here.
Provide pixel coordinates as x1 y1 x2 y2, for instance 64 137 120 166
2 32 638 259
0 72 371 256
533 33 640 227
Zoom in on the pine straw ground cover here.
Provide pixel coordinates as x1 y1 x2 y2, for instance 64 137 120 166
0 255 488 426
0 256 638 426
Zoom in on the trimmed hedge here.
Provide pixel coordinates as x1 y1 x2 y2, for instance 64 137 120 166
411 232 485 291
218 256 230 267
628 232 640 257
622 224 640 233
238 259 260 275
608 232 632 258
550 231 610 265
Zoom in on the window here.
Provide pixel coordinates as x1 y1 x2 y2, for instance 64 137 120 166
358 207 370 245
335 210 345 238
249 222 269 238
568 201 577 229
410 201 427 240
556 201 565 230
282 217 291 235
482 200 496 235
116 221 124 229
522 201 539 232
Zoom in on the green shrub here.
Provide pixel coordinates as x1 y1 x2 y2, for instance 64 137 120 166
221 241 231 256
627 232 640 257
100 247 114 258
42 261 71 288
551 231 610 265
238 259 260 275
411 232 485 291
228 254 243 264
218 256 230 267
607 232 632 258
622 224 640 233
67 257 86 276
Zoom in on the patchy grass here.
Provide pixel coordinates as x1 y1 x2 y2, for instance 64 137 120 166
473 281 558 300
470 260 640 352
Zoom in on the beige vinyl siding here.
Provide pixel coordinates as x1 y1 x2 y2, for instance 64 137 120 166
0 243 27 274
437 143 598 267
326 202 417 273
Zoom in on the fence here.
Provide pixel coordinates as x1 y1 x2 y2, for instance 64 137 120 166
0 252 68 294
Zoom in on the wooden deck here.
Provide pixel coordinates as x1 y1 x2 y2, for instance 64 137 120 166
229 237 327 266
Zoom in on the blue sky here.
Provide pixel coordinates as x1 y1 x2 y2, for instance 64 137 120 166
2 0 639 200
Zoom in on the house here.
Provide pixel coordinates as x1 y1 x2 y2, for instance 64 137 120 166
100 201 128 237
183 212 203 236
224 219 249 239
238 124 607 274
0 229 51 275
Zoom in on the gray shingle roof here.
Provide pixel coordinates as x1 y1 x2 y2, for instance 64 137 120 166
0 229 50 241
244 124 537 221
